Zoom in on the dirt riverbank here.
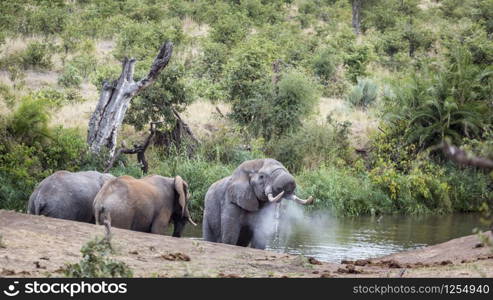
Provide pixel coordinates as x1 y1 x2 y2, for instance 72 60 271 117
0 210 492 278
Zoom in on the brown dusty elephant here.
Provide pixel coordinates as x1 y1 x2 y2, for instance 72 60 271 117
93 175 196 237
202 158 314 249
28 170 114 223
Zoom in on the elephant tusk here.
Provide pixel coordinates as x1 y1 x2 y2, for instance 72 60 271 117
188 217 197 226
293 195 314 205
267 191 284 203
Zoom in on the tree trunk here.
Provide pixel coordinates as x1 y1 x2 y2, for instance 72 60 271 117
153 108 199 157
351 0 362 35
87 42 173 159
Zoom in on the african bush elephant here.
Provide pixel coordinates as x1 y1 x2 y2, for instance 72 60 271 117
93 175 196 237
202 158 314 249
27 170 114 223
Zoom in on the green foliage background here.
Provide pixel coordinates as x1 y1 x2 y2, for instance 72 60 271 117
0 0 492 220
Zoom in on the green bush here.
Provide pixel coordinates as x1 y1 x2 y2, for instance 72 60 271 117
114 19 184 62
90 63 121 88
224 37 276 102
210 12 249 47
20 41 53 70
58 65 83 88
63 236 133 278
0 98 88 212
311 47 338 82
383 47 492 150
267 118 354 173
346 78 378 108
297 167 392 216
199 125 263 165
443 164 492 212
369 161 452 214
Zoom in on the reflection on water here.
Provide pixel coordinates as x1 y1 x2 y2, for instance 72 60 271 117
180 207 487 262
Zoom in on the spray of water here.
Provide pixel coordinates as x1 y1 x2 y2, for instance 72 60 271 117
253 200 336 254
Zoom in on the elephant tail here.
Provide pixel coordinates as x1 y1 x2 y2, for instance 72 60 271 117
27 188 45 215
95 205 107 225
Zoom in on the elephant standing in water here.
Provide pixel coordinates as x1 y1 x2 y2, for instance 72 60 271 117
202 159 314 249
28 170 114 223
93 175 196 237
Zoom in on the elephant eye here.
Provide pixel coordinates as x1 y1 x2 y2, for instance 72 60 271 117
259 174 264 180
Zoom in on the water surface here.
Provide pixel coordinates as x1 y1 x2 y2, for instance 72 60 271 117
181 209 487 262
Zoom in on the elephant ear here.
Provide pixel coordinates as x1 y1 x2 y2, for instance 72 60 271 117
174 176 187 216
227 172 258 212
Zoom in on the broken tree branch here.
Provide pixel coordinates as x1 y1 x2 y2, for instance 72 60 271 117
171 107 200 146
441 141 493 169
87 41 173 159
104 122 160 174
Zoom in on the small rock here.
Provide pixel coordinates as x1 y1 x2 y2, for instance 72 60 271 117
320 273 333 278
308 257 322 265
354 259 370 266
34 261 46 269
386 260 402 268
341 260 354 265
336 268 348 274
129 250 139 255
39 257 50 261
346 264 362 274
1 268 15 276
312 271 319 274
474 242 484 248
440 260 453 266
161 252 190 262
17 271 31 276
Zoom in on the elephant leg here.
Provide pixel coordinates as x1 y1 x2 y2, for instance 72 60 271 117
202 217 218 242
151 210 171 235
237 226 253 247
220 208 243 245
172 218 187 237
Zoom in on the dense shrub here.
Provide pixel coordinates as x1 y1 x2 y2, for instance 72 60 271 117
63 236 133 278
383 47 492 150
229 69 319 140
209 12 249 47
267 118 354 173
0 97 88 212
114 19 184 61
311 47 338 82
346 78 378 108
16 41 53 70
297 167 392 216
58 65 83 88
224 37 276 102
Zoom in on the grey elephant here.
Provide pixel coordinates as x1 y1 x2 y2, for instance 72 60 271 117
93 175 196 237
27 170 114 223
202 158 313 249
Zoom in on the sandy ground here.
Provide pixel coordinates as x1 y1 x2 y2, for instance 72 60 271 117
0 210 492 278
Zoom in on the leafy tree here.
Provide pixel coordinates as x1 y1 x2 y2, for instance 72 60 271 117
124 61 191 131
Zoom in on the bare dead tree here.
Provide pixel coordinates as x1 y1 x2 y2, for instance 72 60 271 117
104 122 160 174
87 42 173 160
